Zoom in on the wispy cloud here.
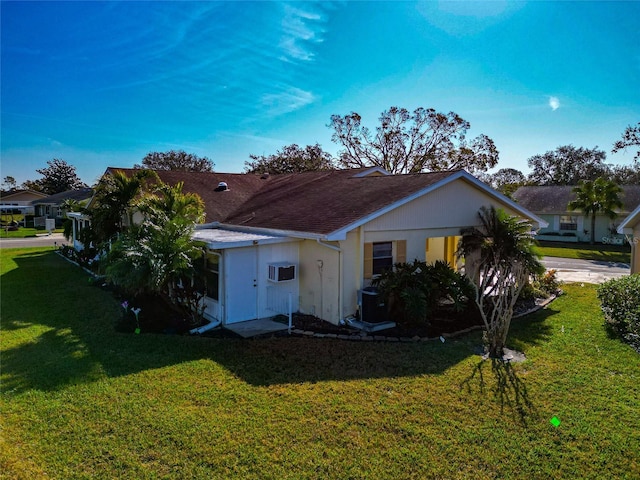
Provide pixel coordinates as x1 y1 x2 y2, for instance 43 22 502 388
262 86 315 116
549 96 560 111
279 4 327 62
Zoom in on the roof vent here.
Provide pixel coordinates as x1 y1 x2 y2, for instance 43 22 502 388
261 172 270 179
215 182 229 192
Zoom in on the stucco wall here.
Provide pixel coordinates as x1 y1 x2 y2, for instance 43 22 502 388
298 239 341 323
363 178 524 233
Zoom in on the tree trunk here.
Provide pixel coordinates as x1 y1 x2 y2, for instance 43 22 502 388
590 213 596 245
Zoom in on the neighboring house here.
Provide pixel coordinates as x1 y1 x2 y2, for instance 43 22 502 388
76 167 547 327
0 189 48 217
617 204 640 274
512 185 640 244
32 188 93 225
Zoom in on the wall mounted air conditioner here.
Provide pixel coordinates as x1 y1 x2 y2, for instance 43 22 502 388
268 263 296 282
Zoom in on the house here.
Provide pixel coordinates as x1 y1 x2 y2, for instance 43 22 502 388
512 185 640 243
74 167 546 328
0 189 48 217
617 204 640 274
32 188 93 226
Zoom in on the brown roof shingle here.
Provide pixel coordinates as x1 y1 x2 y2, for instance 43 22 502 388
108 167 458 236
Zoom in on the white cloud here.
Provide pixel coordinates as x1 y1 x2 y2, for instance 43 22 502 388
549 96 560 111
262 87 315 116
279 4 326 62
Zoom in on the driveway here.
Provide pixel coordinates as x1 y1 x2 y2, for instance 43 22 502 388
542 256 630 284
0 233 70 249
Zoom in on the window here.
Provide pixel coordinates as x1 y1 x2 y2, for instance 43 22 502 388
560 215 578 231
205 253 220 301
364 240 406 279
372 242 393 275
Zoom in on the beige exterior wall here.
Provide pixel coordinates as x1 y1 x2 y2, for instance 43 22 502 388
298 239 341 323
363 178 523 233
633 224 640 274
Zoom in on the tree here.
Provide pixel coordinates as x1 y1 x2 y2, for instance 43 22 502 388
105 181 205 322
329 106 499 174
244 143 335 174
2 176 17 191
457 206 544 358
612 122 640 161
35 159 85 194
134 150 214 172
610 161 640 185
567 177 623 245
481 168 527 197
527 145 610 185
20 180 44 192
89 169 158 245
31 159 87 194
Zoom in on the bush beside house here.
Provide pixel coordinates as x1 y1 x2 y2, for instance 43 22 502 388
597 274 640 352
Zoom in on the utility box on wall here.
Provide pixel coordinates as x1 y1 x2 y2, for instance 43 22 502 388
268 263 296 282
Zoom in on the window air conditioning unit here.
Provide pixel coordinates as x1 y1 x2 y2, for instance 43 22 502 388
268 263 296 282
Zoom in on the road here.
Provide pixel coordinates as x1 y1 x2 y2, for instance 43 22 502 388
541 256 630 283
0 233 70 249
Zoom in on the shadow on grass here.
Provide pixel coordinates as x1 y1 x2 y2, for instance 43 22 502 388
1 250 557 392
508 308 558 352
460 358 537 426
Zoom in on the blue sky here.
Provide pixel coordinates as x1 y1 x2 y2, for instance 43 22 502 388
2 1 639 186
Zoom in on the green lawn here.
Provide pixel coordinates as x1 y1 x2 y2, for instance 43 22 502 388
537 240 631 264
0 227 64 238
1 248 639 479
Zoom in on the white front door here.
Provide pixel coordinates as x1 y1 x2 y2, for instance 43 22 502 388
225 248 258 323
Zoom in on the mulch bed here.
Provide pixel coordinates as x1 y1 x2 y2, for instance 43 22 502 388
104 278 549 339
291 308 485 338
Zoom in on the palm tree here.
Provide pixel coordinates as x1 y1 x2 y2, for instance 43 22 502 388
458 206 544 358
105 181 205 318
90 169 158 245
568 177 623 245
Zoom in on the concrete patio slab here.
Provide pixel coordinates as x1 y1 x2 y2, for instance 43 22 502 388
224 318 290 338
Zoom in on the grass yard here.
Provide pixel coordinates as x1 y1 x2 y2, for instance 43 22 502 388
0 227 64 238
1 248 639 479
536 240 631 264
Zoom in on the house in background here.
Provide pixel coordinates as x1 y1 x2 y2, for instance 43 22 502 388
0 189 48 218
617 204 640 274
512 185 640 244
32 188 93 226
76 167 546 328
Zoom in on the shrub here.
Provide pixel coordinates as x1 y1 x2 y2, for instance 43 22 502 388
536 269 561 296
596 274 640 337
372 260 474 327
521 270 562 301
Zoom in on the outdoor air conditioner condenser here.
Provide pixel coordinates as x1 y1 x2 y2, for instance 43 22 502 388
268 263 296 282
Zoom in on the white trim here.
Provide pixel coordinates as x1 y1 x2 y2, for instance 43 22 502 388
352 166 391 177
324 171 548 241
618 204 640 233
216 222 327 241
192 227 300 249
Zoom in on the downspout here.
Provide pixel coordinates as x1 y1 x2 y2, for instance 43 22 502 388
316 239 343 324
189 317 222 335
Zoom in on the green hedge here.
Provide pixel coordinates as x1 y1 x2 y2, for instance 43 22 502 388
596 274 640 338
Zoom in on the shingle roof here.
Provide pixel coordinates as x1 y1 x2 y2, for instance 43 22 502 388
32 188 94 205
107 167 458 235
512 185 640 214
223 169 455 235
